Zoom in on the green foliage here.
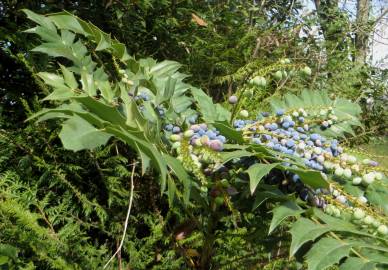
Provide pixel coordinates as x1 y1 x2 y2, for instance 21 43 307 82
0 1 387 269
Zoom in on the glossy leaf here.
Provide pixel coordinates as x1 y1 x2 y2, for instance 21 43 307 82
306 237 351 270
59 115 111 151
247 163 279 194
268 200 304 234
289 218 331 256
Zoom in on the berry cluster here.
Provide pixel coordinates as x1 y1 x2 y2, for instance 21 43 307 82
166 123 226 152
235 108 383 187
163 106 386 235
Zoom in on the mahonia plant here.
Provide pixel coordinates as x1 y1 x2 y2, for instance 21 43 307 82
22 10 388 270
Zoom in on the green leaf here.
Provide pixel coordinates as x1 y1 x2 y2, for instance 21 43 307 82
0 256 9 265
285 167 329 189
171 95 192 113
25 26 60 43
59 115 111 151
150 60 181 78
164 155 192 205
80 71 97 96
105 127 167 190
73 96 127 127
366 182 388 215
340 257 375 270
43 88 75 101
269 200 304 234
191 88 230 122
60 64 78 89
167 177 176 206
38 72 66 89
92 27 112 51
247 163 279 194
252 189 286 210
289 218 331 256
134 143 151 175
32 43 76 62
306 237 351 270
220 150 253 164
22 9 56 31
49 13 86 35
213 121 244 144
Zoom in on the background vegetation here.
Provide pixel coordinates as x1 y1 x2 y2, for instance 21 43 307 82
0 0 387 269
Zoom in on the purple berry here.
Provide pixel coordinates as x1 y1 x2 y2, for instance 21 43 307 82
209 140 223 151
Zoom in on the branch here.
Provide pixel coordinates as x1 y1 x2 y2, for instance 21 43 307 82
103 162 137 269
373 8 388 26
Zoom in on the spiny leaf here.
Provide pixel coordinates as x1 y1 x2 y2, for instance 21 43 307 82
306 237 351 270
213 121 245 144
340 257 375 270
247 163 279 194
269 200 304 234
59 115 111 151
289 218 331 256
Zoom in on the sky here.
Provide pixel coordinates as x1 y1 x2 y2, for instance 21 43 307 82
301 0 388 68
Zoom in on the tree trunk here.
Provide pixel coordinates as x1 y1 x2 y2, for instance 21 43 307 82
355 0 370 64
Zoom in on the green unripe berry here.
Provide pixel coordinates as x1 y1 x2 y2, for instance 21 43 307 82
363 215 374 225
200 135 209 145
171 142 181 149
334 167 344 177
372 220 381 228
281 70 287 78
353 208 365 220
274 71 283 80
375 172 384 180
377 225 388 235
214 196 224 206
347 155 357 164
184 130 194 138
194 138 202 146
362 159 371 165
252 76 267 87
333 208 341 218
170 134 181 142
352 177 362 185
362 173 375 185
239 110 249 118
200 186 208 193
220 179 229 188
325 205 334 215
301 66 312 76
343 168 352 178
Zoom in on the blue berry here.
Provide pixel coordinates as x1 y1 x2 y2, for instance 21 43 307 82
282 122 290 128
269 123 278 131
261 112 270 117
172 126 181 134
292 174 300 182
218 135 226 143
276 109 285 116
164 124 173 131
286 139 295 148
262 134 272 141
310 133 320 141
